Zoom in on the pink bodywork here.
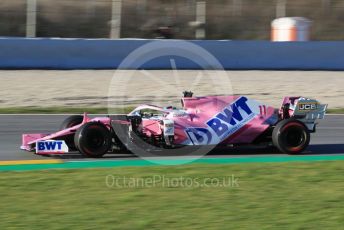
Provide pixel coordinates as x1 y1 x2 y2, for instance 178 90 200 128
21 113 113 152
21 95 281 153
129 95 278 146
170 96 277 145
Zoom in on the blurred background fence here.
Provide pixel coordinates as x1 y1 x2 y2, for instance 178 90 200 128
1 0 344 40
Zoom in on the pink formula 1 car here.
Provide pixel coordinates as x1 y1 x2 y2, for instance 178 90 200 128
21 92 327 157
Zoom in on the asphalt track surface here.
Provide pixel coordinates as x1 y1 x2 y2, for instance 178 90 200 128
0 115 343 161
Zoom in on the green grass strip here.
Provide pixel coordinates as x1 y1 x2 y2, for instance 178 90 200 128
1 161 343 229
1 154 344 171
327 108 344 114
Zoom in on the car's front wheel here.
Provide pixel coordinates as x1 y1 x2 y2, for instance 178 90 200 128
74 122 112 157
272 119 310 154
60 115 84 130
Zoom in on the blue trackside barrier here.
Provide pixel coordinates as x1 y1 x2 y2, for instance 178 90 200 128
0 37 343 70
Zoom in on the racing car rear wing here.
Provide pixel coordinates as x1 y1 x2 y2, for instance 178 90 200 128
280 96 327 131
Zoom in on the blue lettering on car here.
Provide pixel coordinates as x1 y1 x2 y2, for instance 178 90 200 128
186 128 212 145
37 141 63 150
185 97 256 145
206 97 253 139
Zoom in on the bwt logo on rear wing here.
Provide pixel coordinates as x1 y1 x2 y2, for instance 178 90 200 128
36 140 69 154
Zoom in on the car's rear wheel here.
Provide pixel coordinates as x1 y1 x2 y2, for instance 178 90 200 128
272 119 310 154
60 115 83 130
74 122 111 157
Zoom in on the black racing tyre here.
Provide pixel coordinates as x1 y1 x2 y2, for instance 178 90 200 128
59 115 84 150
272 119 310 154
60 115 84 130
74 122 111 157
